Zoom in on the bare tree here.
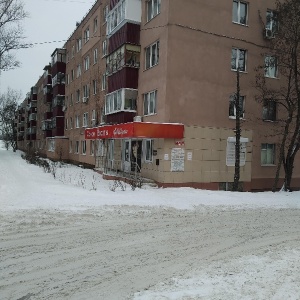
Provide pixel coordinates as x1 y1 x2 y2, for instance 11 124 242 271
255 0 300 191
0 0 28 71
0 88 20 151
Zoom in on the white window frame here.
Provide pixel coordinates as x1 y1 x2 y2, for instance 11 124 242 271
97 139 105 156
90 140 95 156
82 140 87 155
70 117 73 129
84 27 90 43
93 48 98 64
82 112 88 127
231 48 247 72
229 95 245 119
92 80 97 95
84 55 90 71
147 0 161 22
102 74 106 90
83 84 90 99
76 89 80 103
103 5 109 23
144 90 157 116
75 141 79 154
265 55 278 78
266 10 278 33
102 40 107 57
76 64 81 78
75 115 80 128
261 143 276 165
232 0 248 25
145 40 159 69
76 38 82 52
144 139 153 163
93 17 98 33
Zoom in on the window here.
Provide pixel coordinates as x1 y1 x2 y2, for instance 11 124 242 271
75 141 79 154
265 55 278 78
92 80 97 95
76 89 80 103
105 89 137 114
145 41 159 69
147 0 161 22
48 138 55 152
71 69 74 81
70 117 73 129
231 48 246 71
76 64 81 78
84 28 90 43
90 140 95 156
81 141 86 155
84 55 90 71
93 48 98 64
66 74 70 85
66 51 70 63
75 115 80 128
83 112 88 127
144 139 153 162
83 84 90 99
229 95 245 118
106 1 125 34
102 40 107 57
103 5 109 23
93 17 98 33
263 100 277 121
69 141 72 153
65 118 68 130
266 10 278 34
71 45 75 57
261 143 275 165
97 140 105 156
232 0 248 25
102 74 106 90
76 38 82 52
70 94 74 106
144 90 157 115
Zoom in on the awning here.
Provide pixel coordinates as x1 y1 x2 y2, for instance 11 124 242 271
85 122 184 140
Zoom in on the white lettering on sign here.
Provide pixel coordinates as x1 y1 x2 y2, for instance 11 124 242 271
86 131 96 138
97 128 109 137
113 128 128 136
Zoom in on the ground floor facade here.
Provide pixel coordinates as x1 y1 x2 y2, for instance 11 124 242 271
17 122 300 191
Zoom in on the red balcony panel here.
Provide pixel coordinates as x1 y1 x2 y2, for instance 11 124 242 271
109 0 119 10
31 94 37 101
52 106 64 117
29 120 37 126
44 112 53 120
43 75 52 86
44 93 52 103
51 61 66 76
109 23 140 54
44 131 53 138
108 67 139 93
52 127 64 137
52 84 65 96
106 111 135 124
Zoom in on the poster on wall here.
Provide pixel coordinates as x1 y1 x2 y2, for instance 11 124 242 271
171 148 185 172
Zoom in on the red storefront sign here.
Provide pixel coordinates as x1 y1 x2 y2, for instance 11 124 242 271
85 122 184 140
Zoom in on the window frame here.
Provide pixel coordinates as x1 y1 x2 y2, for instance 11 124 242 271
144 139 153 163
93 48 98 64
84 55 90 71
231 47 247 72
144 90 157 116
84 27 90 43
229 94 245 119
145 40 159 70
261 143 276 166
82 112 89 127
146 0 161 22
264 55 278 78
262 99 277 121
75 141 79 153
232 0 248 26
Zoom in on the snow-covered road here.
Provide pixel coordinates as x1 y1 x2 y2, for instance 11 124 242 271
1 144 300 299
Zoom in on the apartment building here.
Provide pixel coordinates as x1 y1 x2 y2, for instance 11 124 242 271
16 0 300 191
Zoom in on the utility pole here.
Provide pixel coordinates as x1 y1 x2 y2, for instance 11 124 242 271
233 67 241 191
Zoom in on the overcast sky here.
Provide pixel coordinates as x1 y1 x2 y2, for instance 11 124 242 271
0 0 95 101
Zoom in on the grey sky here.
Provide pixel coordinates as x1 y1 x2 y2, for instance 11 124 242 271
0 0 95 100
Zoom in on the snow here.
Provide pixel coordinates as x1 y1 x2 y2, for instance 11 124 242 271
1 141 300 300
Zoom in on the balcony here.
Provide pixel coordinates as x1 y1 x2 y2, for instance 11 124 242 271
18 121 25 128
29 113 37 122
26 127 37 135
52 95 65 107
51 48 66 76
105 88 137 115
106 0 141 36
41 120 53 131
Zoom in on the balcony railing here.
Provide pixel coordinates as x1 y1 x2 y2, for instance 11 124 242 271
41 120 53 131
52 95 65 107
29 113 37 121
